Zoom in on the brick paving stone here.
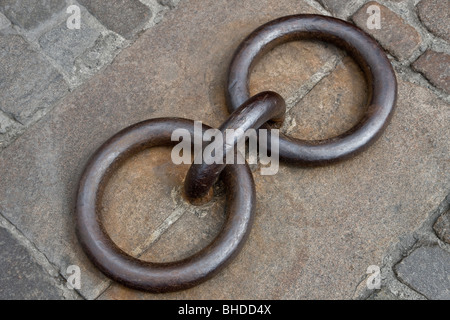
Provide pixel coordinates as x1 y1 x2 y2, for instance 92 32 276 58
0 0 66 31
417 0 450 42
412 50 450 94
0 0 449 300
395 246 450 300
0 226 64 300
434 211 450 244
77 0 151 39
352 1 422 61
0 33 69 124
39 9 101 74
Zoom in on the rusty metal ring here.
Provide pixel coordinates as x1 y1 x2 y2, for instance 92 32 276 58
184 91 285 202
76 118 256 293
227 14 397 165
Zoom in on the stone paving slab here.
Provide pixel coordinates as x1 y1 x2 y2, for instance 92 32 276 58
0 32 69 124
0 226 64 300
77 0 152 39
0 0 66 31
395 246 450 300
0 0 448 300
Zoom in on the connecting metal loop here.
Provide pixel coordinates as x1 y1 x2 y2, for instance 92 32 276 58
227 14 397 165
76 118 255 292
184 91 285 202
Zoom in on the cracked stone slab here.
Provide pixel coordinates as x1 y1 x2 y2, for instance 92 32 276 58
0 0 66 31
395 246 450 300
0 226 64 300
77 0 151 39
0 0 449 300
0 33 69 124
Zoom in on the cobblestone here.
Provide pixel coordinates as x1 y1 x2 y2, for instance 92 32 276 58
39 10 101 74
0 33 69 124
395 246 450 300
77 0 152 39
412 50 450 94
352 1 422 61
417 0 450 42
0 0 66 31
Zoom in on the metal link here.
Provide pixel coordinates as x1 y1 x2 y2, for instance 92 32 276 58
184 91 285 203
76 14 397 293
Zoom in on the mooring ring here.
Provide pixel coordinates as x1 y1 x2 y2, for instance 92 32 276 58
227 14 397 165
76 118 256 293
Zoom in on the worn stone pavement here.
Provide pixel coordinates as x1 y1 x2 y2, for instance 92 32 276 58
0 0 449 300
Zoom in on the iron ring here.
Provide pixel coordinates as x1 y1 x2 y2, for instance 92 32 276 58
227 14 397 165
76 118 256 293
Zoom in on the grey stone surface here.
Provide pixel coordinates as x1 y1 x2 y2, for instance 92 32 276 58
0 33 69 124
74 32 124 81
0 226 63 300
39 11 101 74
77 0 151 39
396 246 450 300
434 211 450 244
158 0 181 9
0 11 10 29
0 111 21 150
0 0 66 30
317 0 364 17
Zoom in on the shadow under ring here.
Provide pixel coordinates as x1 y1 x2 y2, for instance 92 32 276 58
227 14 397 165
76 118 256 293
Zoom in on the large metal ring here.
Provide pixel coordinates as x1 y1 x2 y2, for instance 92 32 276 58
227 14 397 165
184 91 285 202
76 118 255 293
